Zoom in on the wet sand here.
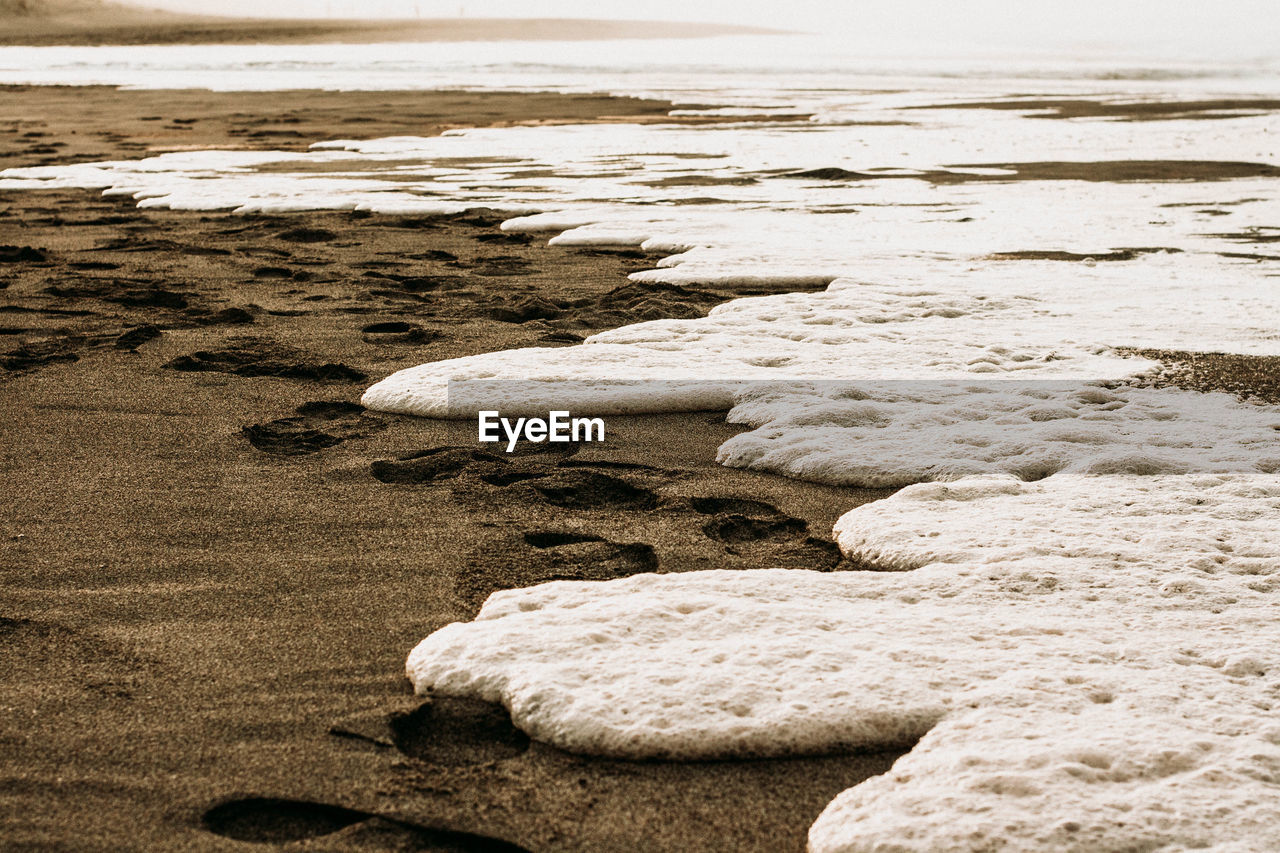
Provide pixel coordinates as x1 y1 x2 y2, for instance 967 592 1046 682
907 97 1280 121
0 86 899 851
781 160 1280 183
0 85 747 171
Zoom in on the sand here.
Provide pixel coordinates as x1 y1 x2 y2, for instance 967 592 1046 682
0 0 774 46
908 97 1280 121
0 85 900 851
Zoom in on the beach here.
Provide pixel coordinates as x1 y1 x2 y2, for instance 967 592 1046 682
0 84 898 851
4 4 1280 851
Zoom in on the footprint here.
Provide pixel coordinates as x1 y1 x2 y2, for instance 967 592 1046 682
1 336 82 371
114 325 161 351
525 470 659 511
454 528 659 604
203 797 531 851
0 245 48 263
690 496 844 569
407 250 459 262
204 798 368 844
110 288 190 310
371 444 666 516
364 272 468 293
474 232 533 245
468 256 535 277
243 401 387 455
361 321 439 345
690 496 808 543
389 697 531 766
522 530 659 580
43 282 191 311
251 266 295 280
164 337 366 382
193 306 256 325
489 297 563 324
275 227 337 243
371 447 509 484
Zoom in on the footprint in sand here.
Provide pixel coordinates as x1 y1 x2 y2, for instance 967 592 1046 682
42 281 191 310
203 796 530 851
473 231 533 246
3 324 169 372
250 266 297 280
114 324 161 351
488 296 563 324
242 401 388 455
466 256 537 277
274 227 338 244
689 496 845 570
388 697 532 766
164 337 366 383
1 336 83 371
523 469 659 511
370 446 662 511
0 245 49 264
521 530 659 581
369 446 845 577
362 272 469 293
361 321 439 345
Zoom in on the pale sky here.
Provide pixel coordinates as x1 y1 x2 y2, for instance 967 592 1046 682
125 1 1280 59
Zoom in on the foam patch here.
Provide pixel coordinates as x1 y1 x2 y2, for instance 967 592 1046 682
718 382 1280 487
407 473 1280 851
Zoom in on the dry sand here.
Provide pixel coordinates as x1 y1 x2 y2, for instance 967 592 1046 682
0 0 775 45
0 86 900 852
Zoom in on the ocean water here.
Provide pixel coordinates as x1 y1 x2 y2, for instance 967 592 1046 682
5 34 1280 851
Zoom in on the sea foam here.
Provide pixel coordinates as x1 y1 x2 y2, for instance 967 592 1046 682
408 473 1280 851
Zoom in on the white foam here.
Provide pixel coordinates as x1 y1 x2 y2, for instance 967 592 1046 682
361 253 1280 418
718 383 1280 487
407 472 1280 850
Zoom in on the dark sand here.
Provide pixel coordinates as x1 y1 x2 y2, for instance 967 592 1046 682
0 0 774 46
780 160 1280 184
907 97 1280 121
0 87 901 851
985 247 1182 262
0 85 795 172
1120 349 1280 404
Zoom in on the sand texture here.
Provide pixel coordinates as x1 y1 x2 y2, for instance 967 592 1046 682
0 86 899 851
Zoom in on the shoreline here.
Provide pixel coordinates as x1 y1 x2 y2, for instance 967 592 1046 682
0 85 799 171
0 84 894 851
